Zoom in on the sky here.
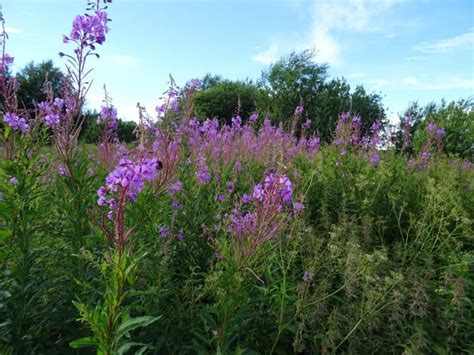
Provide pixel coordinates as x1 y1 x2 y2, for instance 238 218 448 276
3 0 474 123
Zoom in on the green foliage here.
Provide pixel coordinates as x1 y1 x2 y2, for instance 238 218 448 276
15 60 65 110
1 106 472 354
72 251 159 354
80 110 137 143
194 79 264 123
260 50 386 142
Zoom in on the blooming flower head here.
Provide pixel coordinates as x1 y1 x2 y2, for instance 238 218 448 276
3 113 30 133
370 152 380 166
302 119 312 130
249 113 259 123
9 177 18 185
427 121 436 133
294 105 304 117
97 156 161 211
168 181 184 196
253 172 294 208
436 128 445 137
98 105 118 131
65 10 109 48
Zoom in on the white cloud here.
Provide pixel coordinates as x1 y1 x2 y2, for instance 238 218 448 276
5 27 21 34
253 0 397 66
23 11 33 16
348 72 367 78
413 31 474 53
369 79 390 90
111 54 139 66
252 42 280 64
402 76 418 86
401 75 474 90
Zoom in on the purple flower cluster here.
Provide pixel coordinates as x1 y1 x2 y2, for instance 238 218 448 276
0 53 14 78
294 105 304 117
64 10 109 49
98 105 118 131
253 172 294 208
196 157 211 185
3 112 29 133
38 98 64 128
168 180 184 196
97 156 160 217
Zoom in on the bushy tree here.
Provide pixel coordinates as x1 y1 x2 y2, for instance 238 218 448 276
259 50 386 143
15 60 65 110
398 99 474 159
194 79 265 123
80 110 137 143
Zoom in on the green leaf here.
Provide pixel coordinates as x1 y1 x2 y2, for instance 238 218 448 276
117 341 151 355
116 315 161 340
69 336 98 349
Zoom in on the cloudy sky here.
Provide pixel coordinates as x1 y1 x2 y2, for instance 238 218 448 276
4 0 474 123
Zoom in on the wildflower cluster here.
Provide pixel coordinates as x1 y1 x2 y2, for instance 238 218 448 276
63 8 109 50
98 105 118 132
97 155 161 212
225 172 303 266
3 112 29 133
38 98 65 128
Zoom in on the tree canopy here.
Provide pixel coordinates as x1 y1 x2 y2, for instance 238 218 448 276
15 60 65 110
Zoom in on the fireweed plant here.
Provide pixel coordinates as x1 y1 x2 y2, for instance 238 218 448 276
1 0 473 354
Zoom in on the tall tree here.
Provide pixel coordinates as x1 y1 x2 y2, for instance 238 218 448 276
16 60 65 110
259 50 386 143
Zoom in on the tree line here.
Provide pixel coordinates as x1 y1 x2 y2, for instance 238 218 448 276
9 51 473 158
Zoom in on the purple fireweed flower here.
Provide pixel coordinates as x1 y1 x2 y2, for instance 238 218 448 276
294 105 304 117
303 271 311 282
66 10 109 48
249 113 259 123
97 156 160 210
9 177 18 185
352 115 361 128
293 202 304 212
242 194 252 204
421 151 431 160
461 160 471 170
98 105 118 131
216 194 226 202
3 113 30 133
226 181 234 193
196 158 211 185
178 229 185 240
186 78 201 90
407 159 415 169
436 128 445 137
253 172 294 207
302 119 312 130
427 121 436 133
159 226 170 238
45 114 60 127
168 180 183 196
370 152 380 166
172 199 182 210
59 166 69 176
371 120 382 132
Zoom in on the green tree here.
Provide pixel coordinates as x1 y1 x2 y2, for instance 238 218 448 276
194 79 265 123
398 99 474 159
15 60 65 110
259 50 386 142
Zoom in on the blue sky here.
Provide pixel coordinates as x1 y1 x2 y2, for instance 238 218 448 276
3 0 474 123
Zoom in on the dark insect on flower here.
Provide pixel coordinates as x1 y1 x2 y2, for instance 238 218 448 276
156 160 163 170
